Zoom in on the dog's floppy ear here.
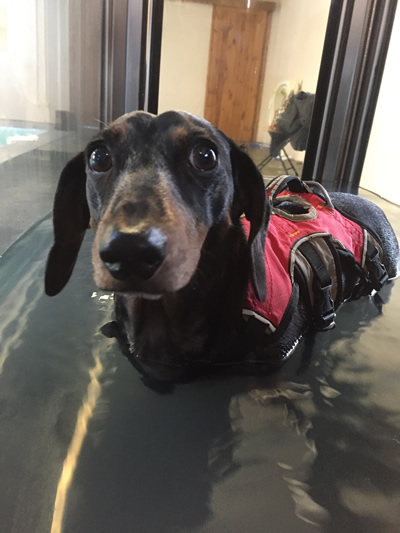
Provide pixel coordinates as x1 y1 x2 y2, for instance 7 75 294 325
45 152 90 296
228 142 271 302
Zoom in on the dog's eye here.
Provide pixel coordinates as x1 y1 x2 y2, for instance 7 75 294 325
89 146 112 173
189 144 217 171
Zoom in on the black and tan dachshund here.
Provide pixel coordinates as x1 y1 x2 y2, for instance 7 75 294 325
45 111 399 380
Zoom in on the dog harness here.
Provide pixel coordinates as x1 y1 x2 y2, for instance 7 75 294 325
242 176 389 340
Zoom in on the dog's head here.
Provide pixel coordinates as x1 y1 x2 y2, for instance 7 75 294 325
45 111 270 300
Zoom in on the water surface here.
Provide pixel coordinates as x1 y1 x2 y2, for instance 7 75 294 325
0 217 399 532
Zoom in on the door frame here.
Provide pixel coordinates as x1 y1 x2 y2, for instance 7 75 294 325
107 0 398 195
102 0 164 120
303 0 398 192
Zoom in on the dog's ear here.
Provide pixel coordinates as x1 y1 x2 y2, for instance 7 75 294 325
45 152 90 296
229 142 271 302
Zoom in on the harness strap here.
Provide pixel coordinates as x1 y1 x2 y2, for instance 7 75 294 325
303 181 334 209
266 175 312 204
266 175 335 209
298 241 336 331
365 240 389 290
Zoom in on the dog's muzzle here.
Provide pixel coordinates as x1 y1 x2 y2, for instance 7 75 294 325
99 227 167 281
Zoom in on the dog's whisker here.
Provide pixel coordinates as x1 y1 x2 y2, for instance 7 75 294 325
94 118 110 130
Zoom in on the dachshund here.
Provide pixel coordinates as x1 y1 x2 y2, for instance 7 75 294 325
45 111 399 380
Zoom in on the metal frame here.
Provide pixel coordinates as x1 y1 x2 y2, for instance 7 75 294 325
337 0 398 192
100 0 147 124
303 0 398 192
99 0 164 123
302 0 353 186
126 0 148 112
146 0 164 114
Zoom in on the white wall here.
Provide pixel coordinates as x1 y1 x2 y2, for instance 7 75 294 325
0 0 50 123
158 0 213 116
359 5 400 205
45 0 70 119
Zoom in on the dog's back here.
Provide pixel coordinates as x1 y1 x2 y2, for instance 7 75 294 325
330 192 399 278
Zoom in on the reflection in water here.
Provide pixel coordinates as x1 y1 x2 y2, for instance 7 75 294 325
338 485 400 528
284 477 330 527
51 337 105 533
0 263 43 375
51 292 117 532
295 284 400 532
203 282 400 532
244 383 330 528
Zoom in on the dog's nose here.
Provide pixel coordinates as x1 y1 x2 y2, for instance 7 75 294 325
99 228 167 281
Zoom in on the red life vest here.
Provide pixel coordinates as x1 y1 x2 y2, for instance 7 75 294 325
241 176 387 336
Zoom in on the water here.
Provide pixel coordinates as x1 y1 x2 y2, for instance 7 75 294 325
0 126 45 147
0 217 399 532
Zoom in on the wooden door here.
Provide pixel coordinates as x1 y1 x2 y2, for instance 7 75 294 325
204 5 272 143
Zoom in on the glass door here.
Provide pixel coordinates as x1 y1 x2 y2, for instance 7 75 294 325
157 0 331 181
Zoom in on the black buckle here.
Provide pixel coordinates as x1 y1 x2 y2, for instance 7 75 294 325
367 246 389 290
314 283 336 331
